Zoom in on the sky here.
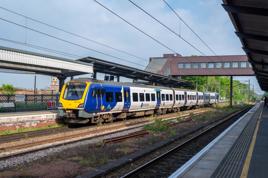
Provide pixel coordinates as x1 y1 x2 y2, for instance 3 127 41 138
0 0 263 94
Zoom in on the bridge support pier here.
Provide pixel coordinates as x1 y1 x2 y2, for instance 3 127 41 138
230 76 233 107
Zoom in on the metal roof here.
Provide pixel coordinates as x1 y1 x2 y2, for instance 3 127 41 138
0 46 93 77
223 0 268 90
77 57 192 88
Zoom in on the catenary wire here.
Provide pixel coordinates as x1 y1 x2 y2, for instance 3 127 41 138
128 0 205 55
0 5 148 62
0 37 83 59
94 0 180 54
162 0 217 55
0 16 147 68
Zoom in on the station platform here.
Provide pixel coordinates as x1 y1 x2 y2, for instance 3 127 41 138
0 110 58 131
169 102 266 178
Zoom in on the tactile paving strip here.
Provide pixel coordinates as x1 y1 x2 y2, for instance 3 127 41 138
212 105 263 178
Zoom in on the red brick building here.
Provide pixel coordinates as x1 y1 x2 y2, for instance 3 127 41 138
146 54 255 76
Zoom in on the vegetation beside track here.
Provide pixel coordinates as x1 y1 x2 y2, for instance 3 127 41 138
144 104 248 134
0 123 63 136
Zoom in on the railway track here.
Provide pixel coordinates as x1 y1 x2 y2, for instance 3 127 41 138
0 108 209 160
0 108 208 144
99 106 251 178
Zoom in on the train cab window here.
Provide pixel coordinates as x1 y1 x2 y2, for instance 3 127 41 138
170 94 173 101
64 83 86 100
115 92 122 102
166 94 169 101
176 94 179 101
106 92 114 102
133 93 138 102
140 93 145 102
161 94 165 101
146 93 150 101
151 93 156 101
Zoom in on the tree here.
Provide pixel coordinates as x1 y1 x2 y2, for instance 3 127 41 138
1 84 15 95
181 76 255 103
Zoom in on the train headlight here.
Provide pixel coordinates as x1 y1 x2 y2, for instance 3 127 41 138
78 103 84 108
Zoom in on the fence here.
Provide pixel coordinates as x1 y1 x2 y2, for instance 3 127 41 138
0 94 59 112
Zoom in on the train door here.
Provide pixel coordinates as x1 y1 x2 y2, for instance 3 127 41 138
91 84 103 112
123 87 130 111
184 91 187 106
156 90 161 109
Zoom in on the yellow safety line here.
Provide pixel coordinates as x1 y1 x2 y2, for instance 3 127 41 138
240 106 263 178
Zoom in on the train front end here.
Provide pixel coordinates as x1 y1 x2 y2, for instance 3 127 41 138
58 80 90 124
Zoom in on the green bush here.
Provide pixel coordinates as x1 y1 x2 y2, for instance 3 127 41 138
1 84 15 95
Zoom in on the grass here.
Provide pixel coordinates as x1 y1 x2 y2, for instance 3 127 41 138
144 119 177 137
0 123 63 136
144 119 169 133
145 104 249 134
192 104 248 122
78 153 109 167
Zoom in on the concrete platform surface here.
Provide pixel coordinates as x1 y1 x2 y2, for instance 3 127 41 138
0 110 57 117
169 103 261 178
0 110 58 131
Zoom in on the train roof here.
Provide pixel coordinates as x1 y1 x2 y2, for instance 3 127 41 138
68 78 217 93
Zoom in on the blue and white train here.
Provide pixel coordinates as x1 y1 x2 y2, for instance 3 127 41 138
58 79 219 124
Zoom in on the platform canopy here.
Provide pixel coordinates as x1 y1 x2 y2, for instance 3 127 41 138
77 57 192 88
0 46 93 77
223 0 268 91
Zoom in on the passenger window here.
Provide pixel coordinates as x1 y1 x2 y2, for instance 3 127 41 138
176 94 179 101
115 92 122 102
161 94 165 101
182 95 184 100
140 93 145 102
170 94 173 101
146 93 150 101
166 94 169 101
106 92 114 102
133 93 138 102
151 93 156 101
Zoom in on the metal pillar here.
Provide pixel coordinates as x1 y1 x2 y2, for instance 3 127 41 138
93 71 97 80
117 75 120 82
58 76 66 93
248 79 251 103
230 76 233 107
33 74 37 95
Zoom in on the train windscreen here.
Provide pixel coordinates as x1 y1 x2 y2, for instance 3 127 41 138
64 82 86 100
